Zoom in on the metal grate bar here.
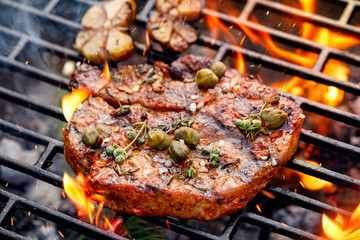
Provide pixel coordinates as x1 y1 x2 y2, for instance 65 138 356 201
0 199 17 225
0 86 65 121
0 154 63 188
142 216 220 240
240 212 324 240
196 33 360 95
0 55 69 90
255 0 360 33
1 0 82 29
300 129 360 158
0 119 63 147
220 214 243 240
34 143 59 169
339 1 356 24
265 186 351 217
291 94 360 128
0 0 359 239
0 227 26 240
287 158 360 192
0 189 127 240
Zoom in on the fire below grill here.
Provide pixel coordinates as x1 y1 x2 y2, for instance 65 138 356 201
0 0 360 239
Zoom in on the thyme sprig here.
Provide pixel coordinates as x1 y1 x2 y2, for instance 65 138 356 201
114 165 140 180
107 121 149 164
156 115 195 133
235 100 273 141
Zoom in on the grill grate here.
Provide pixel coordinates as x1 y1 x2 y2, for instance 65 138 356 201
0 0 360 239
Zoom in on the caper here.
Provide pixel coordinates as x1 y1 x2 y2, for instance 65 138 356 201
106 144 120 154
127 131 136 139
115 106 130 116
96 124 112 138
210 61 227 78
212 148 221 155
81 128 99 146
147 130 170 150
113 147 126 157
260 109 288 129
115 155 125 164
174 127 201 146
210 153 219 162
136 137 146 146
169 141 189 162
195 68 219 88
210 160 218 168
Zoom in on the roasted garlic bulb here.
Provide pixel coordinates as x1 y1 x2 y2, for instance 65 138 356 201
148 0 202 53
74 0 136 64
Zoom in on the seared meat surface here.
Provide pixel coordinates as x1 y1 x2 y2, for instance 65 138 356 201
64 55 304 221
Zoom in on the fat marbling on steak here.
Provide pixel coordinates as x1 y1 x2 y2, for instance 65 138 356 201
63 55 304 221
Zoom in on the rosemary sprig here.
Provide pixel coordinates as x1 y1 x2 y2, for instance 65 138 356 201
185 160 199 179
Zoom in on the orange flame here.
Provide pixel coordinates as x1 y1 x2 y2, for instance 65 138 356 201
297 161 336 193
61 88 90 122
63 172 104 224
322 204 360 240
101 61 111 83
205 3 245 74
63 173 127 235
231 0 359 108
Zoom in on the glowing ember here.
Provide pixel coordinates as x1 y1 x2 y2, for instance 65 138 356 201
322 204 360 240
61 88 90 122
143 30 150 56
297 161 336 193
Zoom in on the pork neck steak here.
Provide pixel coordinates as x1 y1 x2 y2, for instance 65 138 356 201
63 55 304 221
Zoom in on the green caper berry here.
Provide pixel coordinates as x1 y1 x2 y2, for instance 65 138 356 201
113 147 126 157
212 148 221 155
210 61 227 78
210 160 218 168
260 109 288 129
127 131 136 139
136 137 146 146
169 141 189 162
95 124 112 138
106 146 116 154
210 153 219 162
147 130 170 150
115 155 125 163
174 127 201 146
195 68 219 88
81 128 99 146
115 106 130 116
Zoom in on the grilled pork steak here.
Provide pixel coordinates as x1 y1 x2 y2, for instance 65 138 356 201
64 55 304 221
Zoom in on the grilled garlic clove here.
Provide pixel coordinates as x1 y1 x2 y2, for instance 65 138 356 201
106 29 135 62
74 0 136 64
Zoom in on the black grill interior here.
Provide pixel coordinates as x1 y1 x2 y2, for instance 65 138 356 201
0 0 360 239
